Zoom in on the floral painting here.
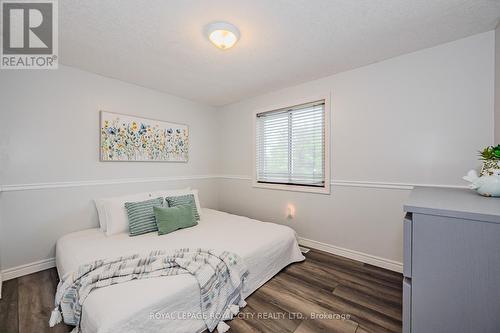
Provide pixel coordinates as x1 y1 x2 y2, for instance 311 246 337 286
100 111 189 162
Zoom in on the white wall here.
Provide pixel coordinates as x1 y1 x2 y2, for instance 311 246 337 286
0 65 220 271
216 31 495 268
496 24 500 143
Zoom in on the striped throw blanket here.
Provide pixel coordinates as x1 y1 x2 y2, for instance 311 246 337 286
49 248 249 333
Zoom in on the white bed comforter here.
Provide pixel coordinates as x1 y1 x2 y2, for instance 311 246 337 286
56 208 305 333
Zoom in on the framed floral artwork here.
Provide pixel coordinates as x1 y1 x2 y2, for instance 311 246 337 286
100 111 189 162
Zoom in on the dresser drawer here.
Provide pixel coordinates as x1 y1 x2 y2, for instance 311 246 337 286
403 213 412 278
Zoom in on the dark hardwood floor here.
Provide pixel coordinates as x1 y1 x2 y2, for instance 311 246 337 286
0 249 402 333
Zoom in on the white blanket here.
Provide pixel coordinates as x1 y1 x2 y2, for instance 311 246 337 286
56 209 305 333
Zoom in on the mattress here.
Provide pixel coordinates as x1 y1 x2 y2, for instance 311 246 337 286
56 208 305 333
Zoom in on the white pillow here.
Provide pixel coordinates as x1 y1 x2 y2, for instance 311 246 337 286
189 189 203 218
94 188 191 236
95 192 155 235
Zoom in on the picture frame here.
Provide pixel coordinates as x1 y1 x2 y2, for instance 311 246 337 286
99 111 189 162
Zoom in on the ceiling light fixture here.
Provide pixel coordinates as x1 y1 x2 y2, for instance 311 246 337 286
206 22 240 50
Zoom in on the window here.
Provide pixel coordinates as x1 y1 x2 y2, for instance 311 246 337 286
254 99 330 193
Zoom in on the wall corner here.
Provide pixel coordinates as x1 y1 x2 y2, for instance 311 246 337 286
495 22 500 144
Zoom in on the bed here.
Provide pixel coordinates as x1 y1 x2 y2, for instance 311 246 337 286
56 208 305 333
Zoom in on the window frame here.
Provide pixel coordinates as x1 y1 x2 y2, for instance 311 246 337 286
252 95 331 194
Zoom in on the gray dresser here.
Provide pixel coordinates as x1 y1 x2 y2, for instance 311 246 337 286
403 187 500 333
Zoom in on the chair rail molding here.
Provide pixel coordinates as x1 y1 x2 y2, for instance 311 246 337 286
0 174 468 192
0 175 218 192
217 175 467 190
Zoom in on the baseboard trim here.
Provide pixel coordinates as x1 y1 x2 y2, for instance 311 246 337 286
298 237 403 273
1 258 56 281
1 239 402 280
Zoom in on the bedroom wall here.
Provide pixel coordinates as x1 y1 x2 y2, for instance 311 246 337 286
216 31 495 270
0 31 495 279
0 65 220 274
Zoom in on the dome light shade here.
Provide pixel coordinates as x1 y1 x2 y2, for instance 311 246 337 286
206 22 240 50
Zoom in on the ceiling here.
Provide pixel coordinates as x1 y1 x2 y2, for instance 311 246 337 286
59 0 500 106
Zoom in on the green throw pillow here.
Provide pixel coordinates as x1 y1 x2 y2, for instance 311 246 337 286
165 194 200 221
124 197 163 236
154 205 197 235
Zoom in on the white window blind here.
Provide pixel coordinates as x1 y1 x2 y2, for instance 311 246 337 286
256 100 326 187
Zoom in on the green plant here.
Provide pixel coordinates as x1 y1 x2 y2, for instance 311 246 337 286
479 144 500 160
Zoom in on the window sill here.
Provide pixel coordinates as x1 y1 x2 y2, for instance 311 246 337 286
252 181 331 194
